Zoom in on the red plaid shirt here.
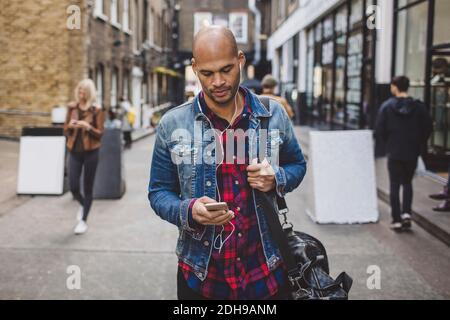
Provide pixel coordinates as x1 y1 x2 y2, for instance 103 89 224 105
179 89 287 300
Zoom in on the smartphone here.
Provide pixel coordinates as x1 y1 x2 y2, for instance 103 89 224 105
204 202 228 211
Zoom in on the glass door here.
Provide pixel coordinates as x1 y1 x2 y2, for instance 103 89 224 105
429 53 450 153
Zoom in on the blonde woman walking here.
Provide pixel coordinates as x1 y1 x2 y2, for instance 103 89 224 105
63 79 105 234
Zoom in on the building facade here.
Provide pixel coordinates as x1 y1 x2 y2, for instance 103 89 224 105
267 0 450 171
88 0 179 129
0 0 177 138
176 0 272 98
393 0 450 170
0 0 86 138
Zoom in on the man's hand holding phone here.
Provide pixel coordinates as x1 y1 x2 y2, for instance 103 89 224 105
192 196 234 226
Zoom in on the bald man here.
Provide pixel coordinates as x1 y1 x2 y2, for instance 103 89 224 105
148 26 307 300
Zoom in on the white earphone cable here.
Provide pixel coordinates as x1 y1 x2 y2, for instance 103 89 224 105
213 91 240 253
195 63 243 253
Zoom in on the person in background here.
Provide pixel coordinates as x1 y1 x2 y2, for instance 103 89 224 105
105 109 122 129
375 76 433 232
428 59 450 212
63 79 105 235
186 91 195 102
119 97 133 149
260 74 295 120
429 163 450 212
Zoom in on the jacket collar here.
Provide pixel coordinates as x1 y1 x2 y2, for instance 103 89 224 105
193 86 271 121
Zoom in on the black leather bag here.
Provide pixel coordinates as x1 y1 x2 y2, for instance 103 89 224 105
257 97 353 300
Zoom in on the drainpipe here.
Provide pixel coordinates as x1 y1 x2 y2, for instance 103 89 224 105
248 0 261 65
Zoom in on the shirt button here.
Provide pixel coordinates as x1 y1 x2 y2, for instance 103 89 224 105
238 232 242 238
206 151 212 156
236 207 241 212
234 180 239 185
203 241 210 247
206 181 212 187
237 257 241 262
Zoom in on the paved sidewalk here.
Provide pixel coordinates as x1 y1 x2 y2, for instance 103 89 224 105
131 127 155 142
0 140 32 217
0 130 449 299
296 126 450 247
376 159 450 247
0 136 178 299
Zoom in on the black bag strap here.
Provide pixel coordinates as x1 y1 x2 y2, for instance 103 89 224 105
258 96 353 295
257 96 298 274
258 97 289 210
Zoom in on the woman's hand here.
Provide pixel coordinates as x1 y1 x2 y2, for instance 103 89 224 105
76 120 92 130
67 119 78 129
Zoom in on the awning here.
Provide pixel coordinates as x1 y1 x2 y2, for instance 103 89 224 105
152 66 182 78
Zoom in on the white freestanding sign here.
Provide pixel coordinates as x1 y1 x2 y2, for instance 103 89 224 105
17 136 66 195
306 130 379 224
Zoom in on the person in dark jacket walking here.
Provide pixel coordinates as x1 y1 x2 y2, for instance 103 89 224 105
375 76 433 232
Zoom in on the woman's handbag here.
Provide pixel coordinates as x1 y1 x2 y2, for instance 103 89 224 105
257 97 353 300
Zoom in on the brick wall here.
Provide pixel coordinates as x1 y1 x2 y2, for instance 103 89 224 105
0 0 87 138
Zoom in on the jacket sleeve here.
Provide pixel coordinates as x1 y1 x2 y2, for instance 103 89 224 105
87 107 105 139
422 105 433 142
63 103 75 136
420 103 434 153
375 104 388 142
271 105 307 198
281 98 295 119
147 121 201 234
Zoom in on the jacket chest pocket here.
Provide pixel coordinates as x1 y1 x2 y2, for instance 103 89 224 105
258 130 284 160
168 140 197 194
268 130 283 152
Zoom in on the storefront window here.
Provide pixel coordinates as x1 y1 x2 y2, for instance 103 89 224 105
434 0 450 45
324 17 333 39
322 41 333 65
362 62 374 128
315 23 322 42
306 30 315 112
308 28 314 47
430 55 450 151
398 0 421 8
313 25 323 119
333 6 348 125
322 40 334 122
395 1 428 100
350 0 363 28
346 31 363 128
394 0 450 162
334 35 347 125
336 6 348 34
303 0 374 129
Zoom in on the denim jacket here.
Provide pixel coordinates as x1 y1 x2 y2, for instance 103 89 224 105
148 88 307 281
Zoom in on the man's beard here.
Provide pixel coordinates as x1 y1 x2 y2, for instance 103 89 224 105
205 84 240 106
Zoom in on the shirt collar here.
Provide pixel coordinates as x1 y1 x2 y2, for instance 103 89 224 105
199 87 252 122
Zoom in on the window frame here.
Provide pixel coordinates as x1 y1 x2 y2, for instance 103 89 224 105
229 12 248 44
194 12 213 36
